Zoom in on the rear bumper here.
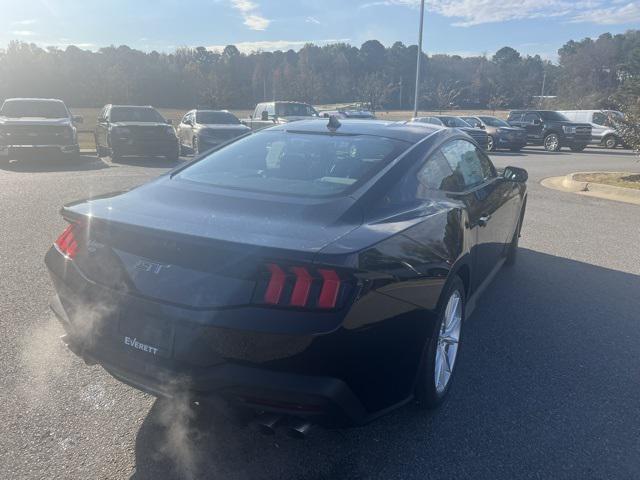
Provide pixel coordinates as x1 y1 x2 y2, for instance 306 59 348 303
50 293 374 425
0 144 79 157
45 237 434 425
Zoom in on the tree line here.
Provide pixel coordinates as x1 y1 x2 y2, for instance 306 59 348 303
0 30 638 111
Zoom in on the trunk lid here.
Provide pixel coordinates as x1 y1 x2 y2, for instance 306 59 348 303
64 177 361 308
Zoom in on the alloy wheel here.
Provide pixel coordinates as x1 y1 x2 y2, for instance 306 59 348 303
605 136 617 149
434 290 462 394
544 134 559 151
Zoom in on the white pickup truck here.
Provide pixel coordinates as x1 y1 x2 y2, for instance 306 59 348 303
242 101 319 130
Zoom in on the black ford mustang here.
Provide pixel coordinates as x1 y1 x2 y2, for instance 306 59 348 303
46 119 527 433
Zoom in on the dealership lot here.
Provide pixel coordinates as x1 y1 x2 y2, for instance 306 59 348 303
1 148 639 479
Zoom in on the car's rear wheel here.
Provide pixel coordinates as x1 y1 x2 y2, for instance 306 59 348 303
603 135 618 149
544 133 561 152
416 276 465 409
487 135 495 151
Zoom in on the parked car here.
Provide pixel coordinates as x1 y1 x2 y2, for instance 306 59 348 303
412 115 489 150
558 110 624 148
46 118 527 433
95 105 179 161
507 110 592 152
460 115 527 152
318 109 376 119
243 101 318 130
177 109 250 155
0 98 81 161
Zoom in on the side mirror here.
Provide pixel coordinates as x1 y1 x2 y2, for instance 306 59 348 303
503 166 528 183
261 111 269 121
72 115 83 124
533 119 542 125
166 119 173 125
478 124 485 129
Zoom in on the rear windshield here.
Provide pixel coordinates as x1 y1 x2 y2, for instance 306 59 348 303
176 130 409 197
276 103 317 117
0 100 68 118
479 116 510 127
437 117 471 128
196 111 240 125
110 107 166 123
540 111 569 121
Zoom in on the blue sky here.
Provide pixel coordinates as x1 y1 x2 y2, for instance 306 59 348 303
1 0 638 61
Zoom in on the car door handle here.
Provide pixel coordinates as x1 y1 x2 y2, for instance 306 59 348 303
479 214 492 227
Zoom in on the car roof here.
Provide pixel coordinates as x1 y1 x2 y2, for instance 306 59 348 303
4 97 65 103
269 119 443 143
109 105 155 109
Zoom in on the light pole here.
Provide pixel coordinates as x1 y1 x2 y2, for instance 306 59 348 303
413 0 425 118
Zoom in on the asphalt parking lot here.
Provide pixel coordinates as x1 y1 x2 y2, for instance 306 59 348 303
1 147 639 480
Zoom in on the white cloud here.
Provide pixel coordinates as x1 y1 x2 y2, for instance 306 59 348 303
230 0 270 30
570 2 640 25
306 16 321 25
11 30 36 36
207 38 350 53
12 19 37 26
243 14 270 30
360 0 640 27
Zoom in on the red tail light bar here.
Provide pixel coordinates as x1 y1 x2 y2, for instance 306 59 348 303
54 222 81 259
261 263 349 310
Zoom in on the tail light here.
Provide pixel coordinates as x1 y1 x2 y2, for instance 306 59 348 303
256 263 353 310
54 222 81 259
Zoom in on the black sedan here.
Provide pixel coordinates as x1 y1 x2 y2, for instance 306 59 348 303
412 115 489 150
460 115 527 152
95 105 180 161
46 119 527 434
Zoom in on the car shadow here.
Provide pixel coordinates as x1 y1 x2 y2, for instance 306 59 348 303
578 148 636 157
131 248 640 480
490 151 527 157
107 155 184 168
0 154 109 172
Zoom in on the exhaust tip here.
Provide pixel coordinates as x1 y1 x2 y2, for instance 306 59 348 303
255 413 282 436
285 419 313 439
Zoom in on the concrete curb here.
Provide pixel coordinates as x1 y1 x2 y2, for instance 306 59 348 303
541 172 640 206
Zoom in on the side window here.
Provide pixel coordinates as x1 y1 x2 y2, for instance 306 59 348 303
507 112 521 122
254 104 263 118
266 104 275 116
417 150 461 193
440 140 496 190
523 113 539 124
592 112 607 126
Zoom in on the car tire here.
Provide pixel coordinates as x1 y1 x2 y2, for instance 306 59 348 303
570 145 586 152
487 136 495 152
415 276 465 409
543 133 561 152
96 145 107 158
603 135 618 149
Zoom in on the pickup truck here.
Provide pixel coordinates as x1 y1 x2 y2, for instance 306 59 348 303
243 101 319 130
507 110 592 152
0 98 82 161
